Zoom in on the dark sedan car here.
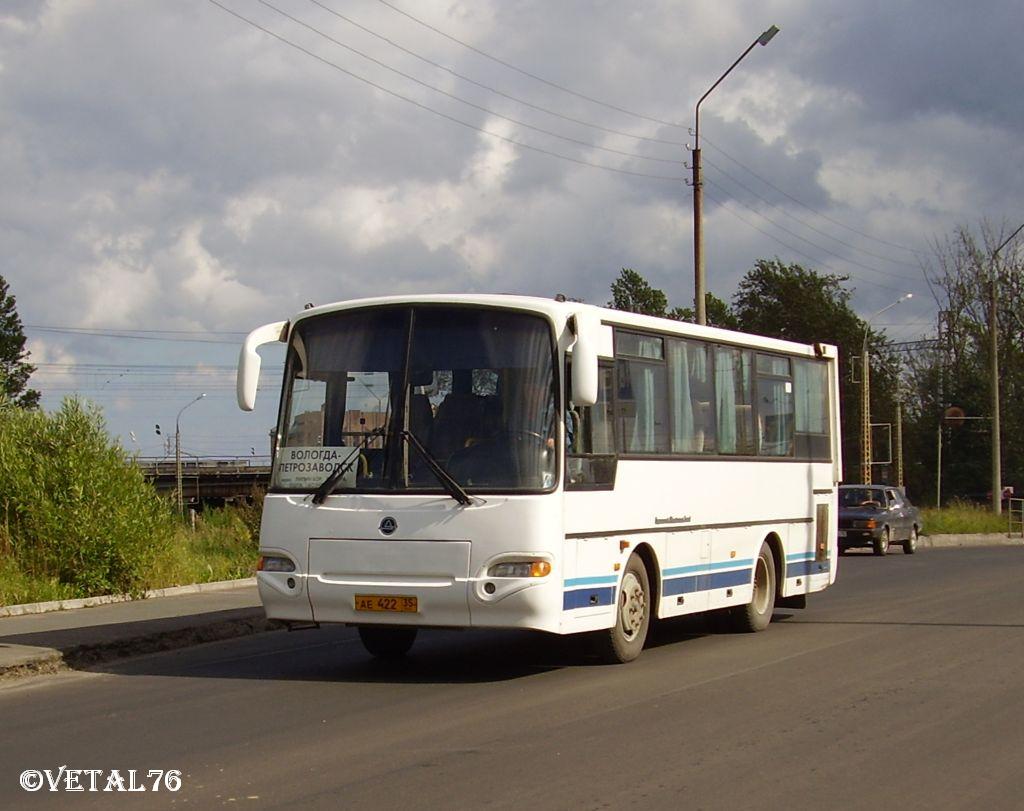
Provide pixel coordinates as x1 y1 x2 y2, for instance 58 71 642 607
838 485 922 555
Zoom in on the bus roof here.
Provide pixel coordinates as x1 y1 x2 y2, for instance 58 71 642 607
289 293 837 360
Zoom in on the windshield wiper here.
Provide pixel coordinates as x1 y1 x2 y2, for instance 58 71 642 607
311 427 385 505
400 429 472 506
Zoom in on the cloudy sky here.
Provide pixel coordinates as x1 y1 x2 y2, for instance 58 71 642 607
3 0 1022 457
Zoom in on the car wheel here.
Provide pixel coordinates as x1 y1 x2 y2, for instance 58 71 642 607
903 526 918 555
358 626 417 659
594 553 650 663
729 542 776 633
873 527 890 556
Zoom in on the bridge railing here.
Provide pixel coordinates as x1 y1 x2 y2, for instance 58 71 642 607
136 456 273 476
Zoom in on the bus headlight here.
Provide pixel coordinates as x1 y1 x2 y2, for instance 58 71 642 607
258 555 296 573
487 560 552 578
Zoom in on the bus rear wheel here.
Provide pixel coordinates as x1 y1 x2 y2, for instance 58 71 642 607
594 554 650 664
729 541 776 633
358 626 417 659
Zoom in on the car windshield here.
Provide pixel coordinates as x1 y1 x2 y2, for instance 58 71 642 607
840 487 886 507
273 305 557 494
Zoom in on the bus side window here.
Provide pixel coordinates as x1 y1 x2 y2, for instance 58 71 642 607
566 363 616 488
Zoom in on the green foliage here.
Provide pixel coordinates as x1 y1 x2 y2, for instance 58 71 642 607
920 501 1009 535
0 397 176 598
733 259 865 346
0 275 40 409
607 268 737 328
670 293 738 329
0 556 79 606
903 222 1024 505
146 504 260 589
608 268 670 317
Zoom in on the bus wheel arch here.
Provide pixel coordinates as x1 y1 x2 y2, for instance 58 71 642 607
763 532 784 599
593 548 655 664
633 542 661 620
728 537 778 633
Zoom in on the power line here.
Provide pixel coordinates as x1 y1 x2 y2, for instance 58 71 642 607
371 0 933 265
208 0 682 182
25 325 242 344
303 0 688 148
372 0 689 131
699 134 926 256
702 186 918 297
259 0 681 166
703 176 925 286
702 153 923 272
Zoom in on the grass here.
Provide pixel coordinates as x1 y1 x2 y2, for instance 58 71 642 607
0 501 261 607
920 500 1013 535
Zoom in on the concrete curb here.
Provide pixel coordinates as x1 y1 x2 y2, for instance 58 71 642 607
0 578 257 618
920 533 1022 547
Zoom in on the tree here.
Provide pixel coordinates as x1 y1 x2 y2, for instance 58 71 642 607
608 268 736 328
671 293 738 330
901 223 1024 504
0 276 40 408
608 268 669 317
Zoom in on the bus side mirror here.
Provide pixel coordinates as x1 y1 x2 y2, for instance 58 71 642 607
571 314 599 407
237 321 288 411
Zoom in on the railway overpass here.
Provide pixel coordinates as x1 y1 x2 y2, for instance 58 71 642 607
138 457 271 506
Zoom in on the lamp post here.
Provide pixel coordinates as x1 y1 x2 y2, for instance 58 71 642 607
692 24 779 326
861 294 912 485
176 393 206 515
988 221 1024 514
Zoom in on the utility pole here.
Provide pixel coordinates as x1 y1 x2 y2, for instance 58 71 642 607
691 25 779 326
861 347 871 485
895 398 904 488
989 222 1024 516
175 393 206 516
861 294 912 484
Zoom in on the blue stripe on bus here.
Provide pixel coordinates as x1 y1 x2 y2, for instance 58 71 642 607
662 559 755 578
561 554 830 612
662 567 752 596
786 559 831 577
563 586 616 610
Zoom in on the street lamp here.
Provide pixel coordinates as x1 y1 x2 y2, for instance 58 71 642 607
988 221 1024 514
176 393 206 515
861 294 912 485
692 24 779 326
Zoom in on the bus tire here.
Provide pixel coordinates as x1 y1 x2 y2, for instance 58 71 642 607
729 542 776 633
594 554 650 664
358 626 417 659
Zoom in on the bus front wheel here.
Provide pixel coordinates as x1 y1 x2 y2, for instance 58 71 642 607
358 626 417 659
729 542 776 633
595 553 650 664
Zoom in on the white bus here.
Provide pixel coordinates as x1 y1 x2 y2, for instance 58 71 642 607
238 294 840 663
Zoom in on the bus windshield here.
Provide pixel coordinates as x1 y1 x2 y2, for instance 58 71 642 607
273 305 558 494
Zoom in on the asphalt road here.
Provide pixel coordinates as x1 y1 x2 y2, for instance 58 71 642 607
3 546 1023 810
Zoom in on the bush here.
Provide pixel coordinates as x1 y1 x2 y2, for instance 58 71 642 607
920 500 1009 535
0 397 176 598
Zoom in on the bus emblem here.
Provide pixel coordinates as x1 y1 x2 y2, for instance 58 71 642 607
379 517 398 536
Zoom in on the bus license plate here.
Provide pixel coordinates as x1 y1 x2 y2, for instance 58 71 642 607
354 595 418 613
